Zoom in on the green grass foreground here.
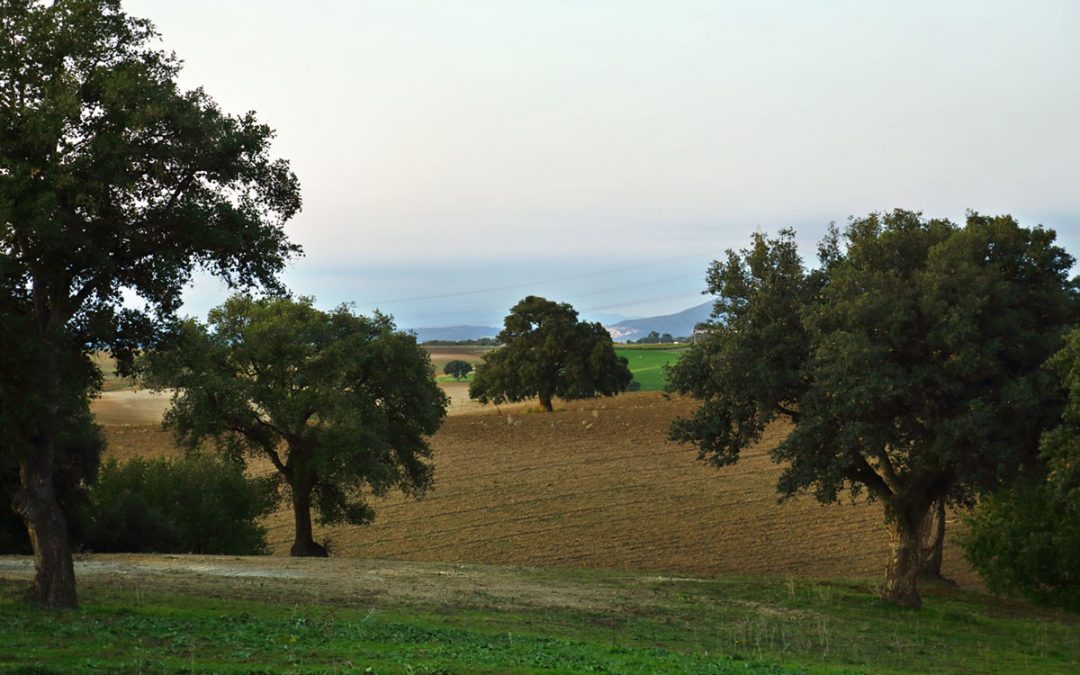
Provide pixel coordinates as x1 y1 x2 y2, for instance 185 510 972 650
2 572 1077 674
615 347 686 391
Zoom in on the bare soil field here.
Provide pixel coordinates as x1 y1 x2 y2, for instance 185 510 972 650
101 392 977 588
91 389 173 426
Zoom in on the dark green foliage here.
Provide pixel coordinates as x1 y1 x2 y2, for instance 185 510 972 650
1 0 300 605
668 210 1077 607
0 0 301 374
963 478 1079 612
82 454 275 555
443 359 473 380
142 295 448 556
963 327 1080 611
470 296 632 412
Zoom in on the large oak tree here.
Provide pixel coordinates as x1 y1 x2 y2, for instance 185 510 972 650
668 210 1076 607
470 296 632 412
1 0 300 607
144 296 448 557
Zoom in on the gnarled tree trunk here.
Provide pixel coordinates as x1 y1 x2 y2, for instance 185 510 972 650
882 503 930 608
13 437 78 609
13 340 79 609
538 392 554 413
289 477 327 557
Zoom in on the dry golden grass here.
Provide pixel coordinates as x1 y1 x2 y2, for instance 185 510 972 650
424 345 491 372
100 392 977 587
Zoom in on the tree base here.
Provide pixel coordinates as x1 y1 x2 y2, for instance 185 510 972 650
23 582 78 610
290 541 329 557
880 585 922 608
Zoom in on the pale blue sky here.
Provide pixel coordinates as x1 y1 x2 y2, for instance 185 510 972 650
125 0 1080 327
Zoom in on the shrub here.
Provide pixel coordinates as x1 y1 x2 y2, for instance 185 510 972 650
962 474 1080 612
83 453 277 555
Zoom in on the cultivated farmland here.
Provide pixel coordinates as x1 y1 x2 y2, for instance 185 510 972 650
101 391 977 587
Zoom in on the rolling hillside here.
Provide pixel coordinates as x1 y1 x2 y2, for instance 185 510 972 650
605 301 713 341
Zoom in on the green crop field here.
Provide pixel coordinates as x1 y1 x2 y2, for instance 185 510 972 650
616 347 686 391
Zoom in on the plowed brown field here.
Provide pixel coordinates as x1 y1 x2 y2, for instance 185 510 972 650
102 391 977 588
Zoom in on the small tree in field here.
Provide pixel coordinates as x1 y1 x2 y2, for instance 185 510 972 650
443 360 473 380
1 0 299 607
470 296 632 412
144 296 448 557
668 210 1075 608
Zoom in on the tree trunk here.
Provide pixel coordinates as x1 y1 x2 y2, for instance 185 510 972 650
13 340 79 609
538 392 554 412
289 479 327 557
882 508 926 608
13 440 78 609
918 499 946 578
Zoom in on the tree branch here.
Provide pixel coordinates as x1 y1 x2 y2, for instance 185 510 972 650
226 423 289 478
775 404 800 421
846 450 893 500
870 446 902 494
162 169 197 213
263 446 289 478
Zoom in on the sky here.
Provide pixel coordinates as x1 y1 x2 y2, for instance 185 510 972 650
124 0 1080 328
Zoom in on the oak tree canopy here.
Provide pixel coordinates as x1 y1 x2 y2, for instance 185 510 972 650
668 210 1076 607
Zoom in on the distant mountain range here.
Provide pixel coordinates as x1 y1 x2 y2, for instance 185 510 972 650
604 301 713 341
408 300 714 344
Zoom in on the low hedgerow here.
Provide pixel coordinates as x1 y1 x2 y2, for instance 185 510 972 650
82 453 277 555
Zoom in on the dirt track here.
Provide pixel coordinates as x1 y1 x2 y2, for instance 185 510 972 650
92 381 489 423
0 554 651 612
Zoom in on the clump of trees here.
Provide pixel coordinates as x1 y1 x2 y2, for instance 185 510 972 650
962 328 1080 612
1 0 300 607
143 295 448 557
423 338 499 347
82 454 276 555
668 210 1076 608
470 296 633 412
443 360 474 380
633 331 675 344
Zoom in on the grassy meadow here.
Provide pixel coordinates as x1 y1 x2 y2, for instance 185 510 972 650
2 559 1076 674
